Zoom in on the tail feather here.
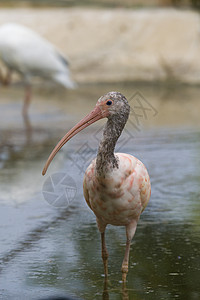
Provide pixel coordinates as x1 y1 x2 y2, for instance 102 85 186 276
53 72 77 89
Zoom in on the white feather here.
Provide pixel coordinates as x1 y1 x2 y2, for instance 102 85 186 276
0 23 76 88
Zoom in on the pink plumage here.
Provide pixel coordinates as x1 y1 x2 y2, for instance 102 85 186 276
83 153 151 229
42 91 151 282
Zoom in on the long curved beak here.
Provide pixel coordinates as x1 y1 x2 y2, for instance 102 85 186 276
42 105 104 175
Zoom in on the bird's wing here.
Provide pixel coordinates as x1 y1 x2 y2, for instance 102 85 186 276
83 175 92 210
57 53 69 67
116 153 151 213
83 159 97 210
125 154 151 212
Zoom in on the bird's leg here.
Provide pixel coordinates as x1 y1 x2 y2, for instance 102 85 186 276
101 231 109 277
0 68 4 84
121 280 129 300
23 112 32 145
0 68 12 85
102 276 109 300
121 220 138 282
3 69 12 86
121 237 131 282
23 85 31 116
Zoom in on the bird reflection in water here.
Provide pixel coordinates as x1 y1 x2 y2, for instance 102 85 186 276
102 277 129 300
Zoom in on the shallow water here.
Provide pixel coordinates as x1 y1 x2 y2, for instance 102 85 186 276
0 82 200 300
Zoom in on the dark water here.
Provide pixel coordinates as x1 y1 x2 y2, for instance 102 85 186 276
0 82 200 300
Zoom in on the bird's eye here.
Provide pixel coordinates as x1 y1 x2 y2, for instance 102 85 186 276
106 100 113 106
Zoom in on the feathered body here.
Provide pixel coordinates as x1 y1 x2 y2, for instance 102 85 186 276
0 23 75 88
42 91 151 281
84 153 151 231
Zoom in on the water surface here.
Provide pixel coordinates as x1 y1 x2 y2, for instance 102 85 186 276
0 82 200 299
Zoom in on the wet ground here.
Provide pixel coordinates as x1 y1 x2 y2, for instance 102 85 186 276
0 82 200 300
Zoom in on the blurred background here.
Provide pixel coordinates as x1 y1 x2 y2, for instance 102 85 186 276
0 1 200 300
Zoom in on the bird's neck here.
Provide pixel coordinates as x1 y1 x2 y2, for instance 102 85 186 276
96 116 125 177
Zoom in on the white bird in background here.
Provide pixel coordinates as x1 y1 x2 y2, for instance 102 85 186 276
0 23 76 115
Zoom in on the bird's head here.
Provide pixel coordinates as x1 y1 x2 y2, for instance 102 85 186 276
97 91 130 119
42 91 130 175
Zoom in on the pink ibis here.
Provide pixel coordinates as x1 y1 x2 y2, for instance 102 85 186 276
42 91 151 282
0 23 76 116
